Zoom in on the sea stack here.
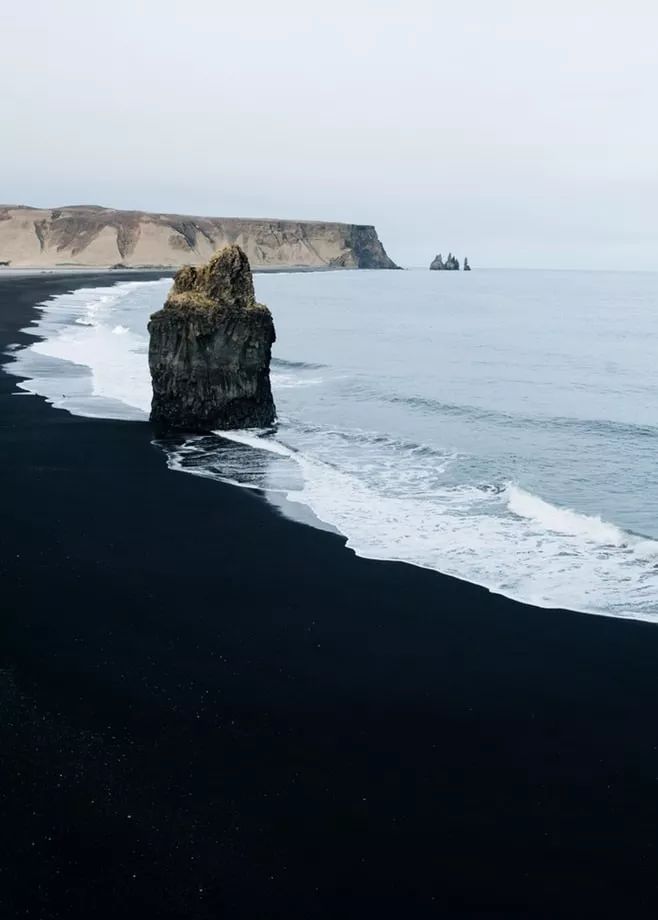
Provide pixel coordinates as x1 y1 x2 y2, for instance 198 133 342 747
430 252 460 270
148 245 276 432
464 257 471 271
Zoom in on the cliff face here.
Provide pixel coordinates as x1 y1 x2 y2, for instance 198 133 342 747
148 246 276 432
0 205 398 270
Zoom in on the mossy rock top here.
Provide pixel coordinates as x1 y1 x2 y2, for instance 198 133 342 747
168 245 258 310
165 290 216 310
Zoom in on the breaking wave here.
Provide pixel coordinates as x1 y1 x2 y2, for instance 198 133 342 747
272 357 327 370
169 429 658 621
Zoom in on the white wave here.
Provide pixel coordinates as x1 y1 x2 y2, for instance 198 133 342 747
218 429 296 458
209 432 658 622
271 372 323 388
30 323 151 414
9 278 167 420
506 484 630 546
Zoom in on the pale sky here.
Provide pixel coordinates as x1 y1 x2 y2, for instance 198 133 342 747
2 0 658 269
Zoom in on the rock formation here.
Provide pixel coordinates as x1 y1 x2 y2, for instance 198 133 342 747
148 245 276 432
0 205 399 270
463 257 471 271
430 252 460 270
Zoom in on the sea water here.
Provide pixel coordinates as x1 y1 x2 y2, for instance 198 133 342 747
9 268 658 622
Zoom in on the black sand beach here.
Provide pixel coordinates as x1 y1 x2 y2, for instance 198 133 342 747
2 274 658 918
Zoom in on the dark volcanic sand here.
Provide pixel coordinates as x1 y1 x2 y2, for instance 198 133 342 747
1 273 657 918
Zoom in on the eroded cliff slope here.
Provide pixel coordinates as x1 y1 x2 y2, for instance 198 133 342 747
0 205 398 270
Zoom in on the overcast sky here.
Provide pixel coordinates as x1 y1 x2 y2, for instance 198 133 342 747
2 0 657 268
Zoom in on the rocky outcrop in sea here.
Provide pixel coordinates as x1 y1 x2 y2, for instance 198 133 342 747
430 252 460 271
148 245 276 432
430 253 472 270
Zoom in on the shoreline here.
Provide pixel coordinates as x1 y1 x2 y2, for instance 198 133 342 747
2 272 658 916
12 270 652 626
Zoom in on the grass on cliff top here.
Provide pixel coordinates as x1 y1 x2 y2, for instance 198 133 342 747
165 290 270 314
166 290 217 310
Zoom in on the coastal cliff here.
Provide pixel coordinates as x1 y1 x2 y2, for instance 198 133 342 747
148 245 276 431
0 205 398 270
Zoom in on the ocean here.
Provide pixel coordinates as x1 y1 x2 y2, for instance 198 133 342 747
9 268 658 622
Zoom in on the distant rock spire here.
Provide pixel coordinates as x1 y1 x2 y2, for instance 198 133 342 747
463 257 471 271
430 251 460 271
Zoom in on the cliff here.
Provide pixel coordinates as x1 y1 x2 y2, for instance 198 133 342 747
0 205 398 270
148 245 276 431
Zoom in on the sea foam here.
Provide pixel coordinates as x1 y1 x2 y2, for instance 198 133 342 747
10 280 165 419
216 430 658 621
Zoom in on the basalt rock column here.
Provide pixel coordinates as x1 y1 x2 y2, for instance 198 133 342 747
148 245 276 431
